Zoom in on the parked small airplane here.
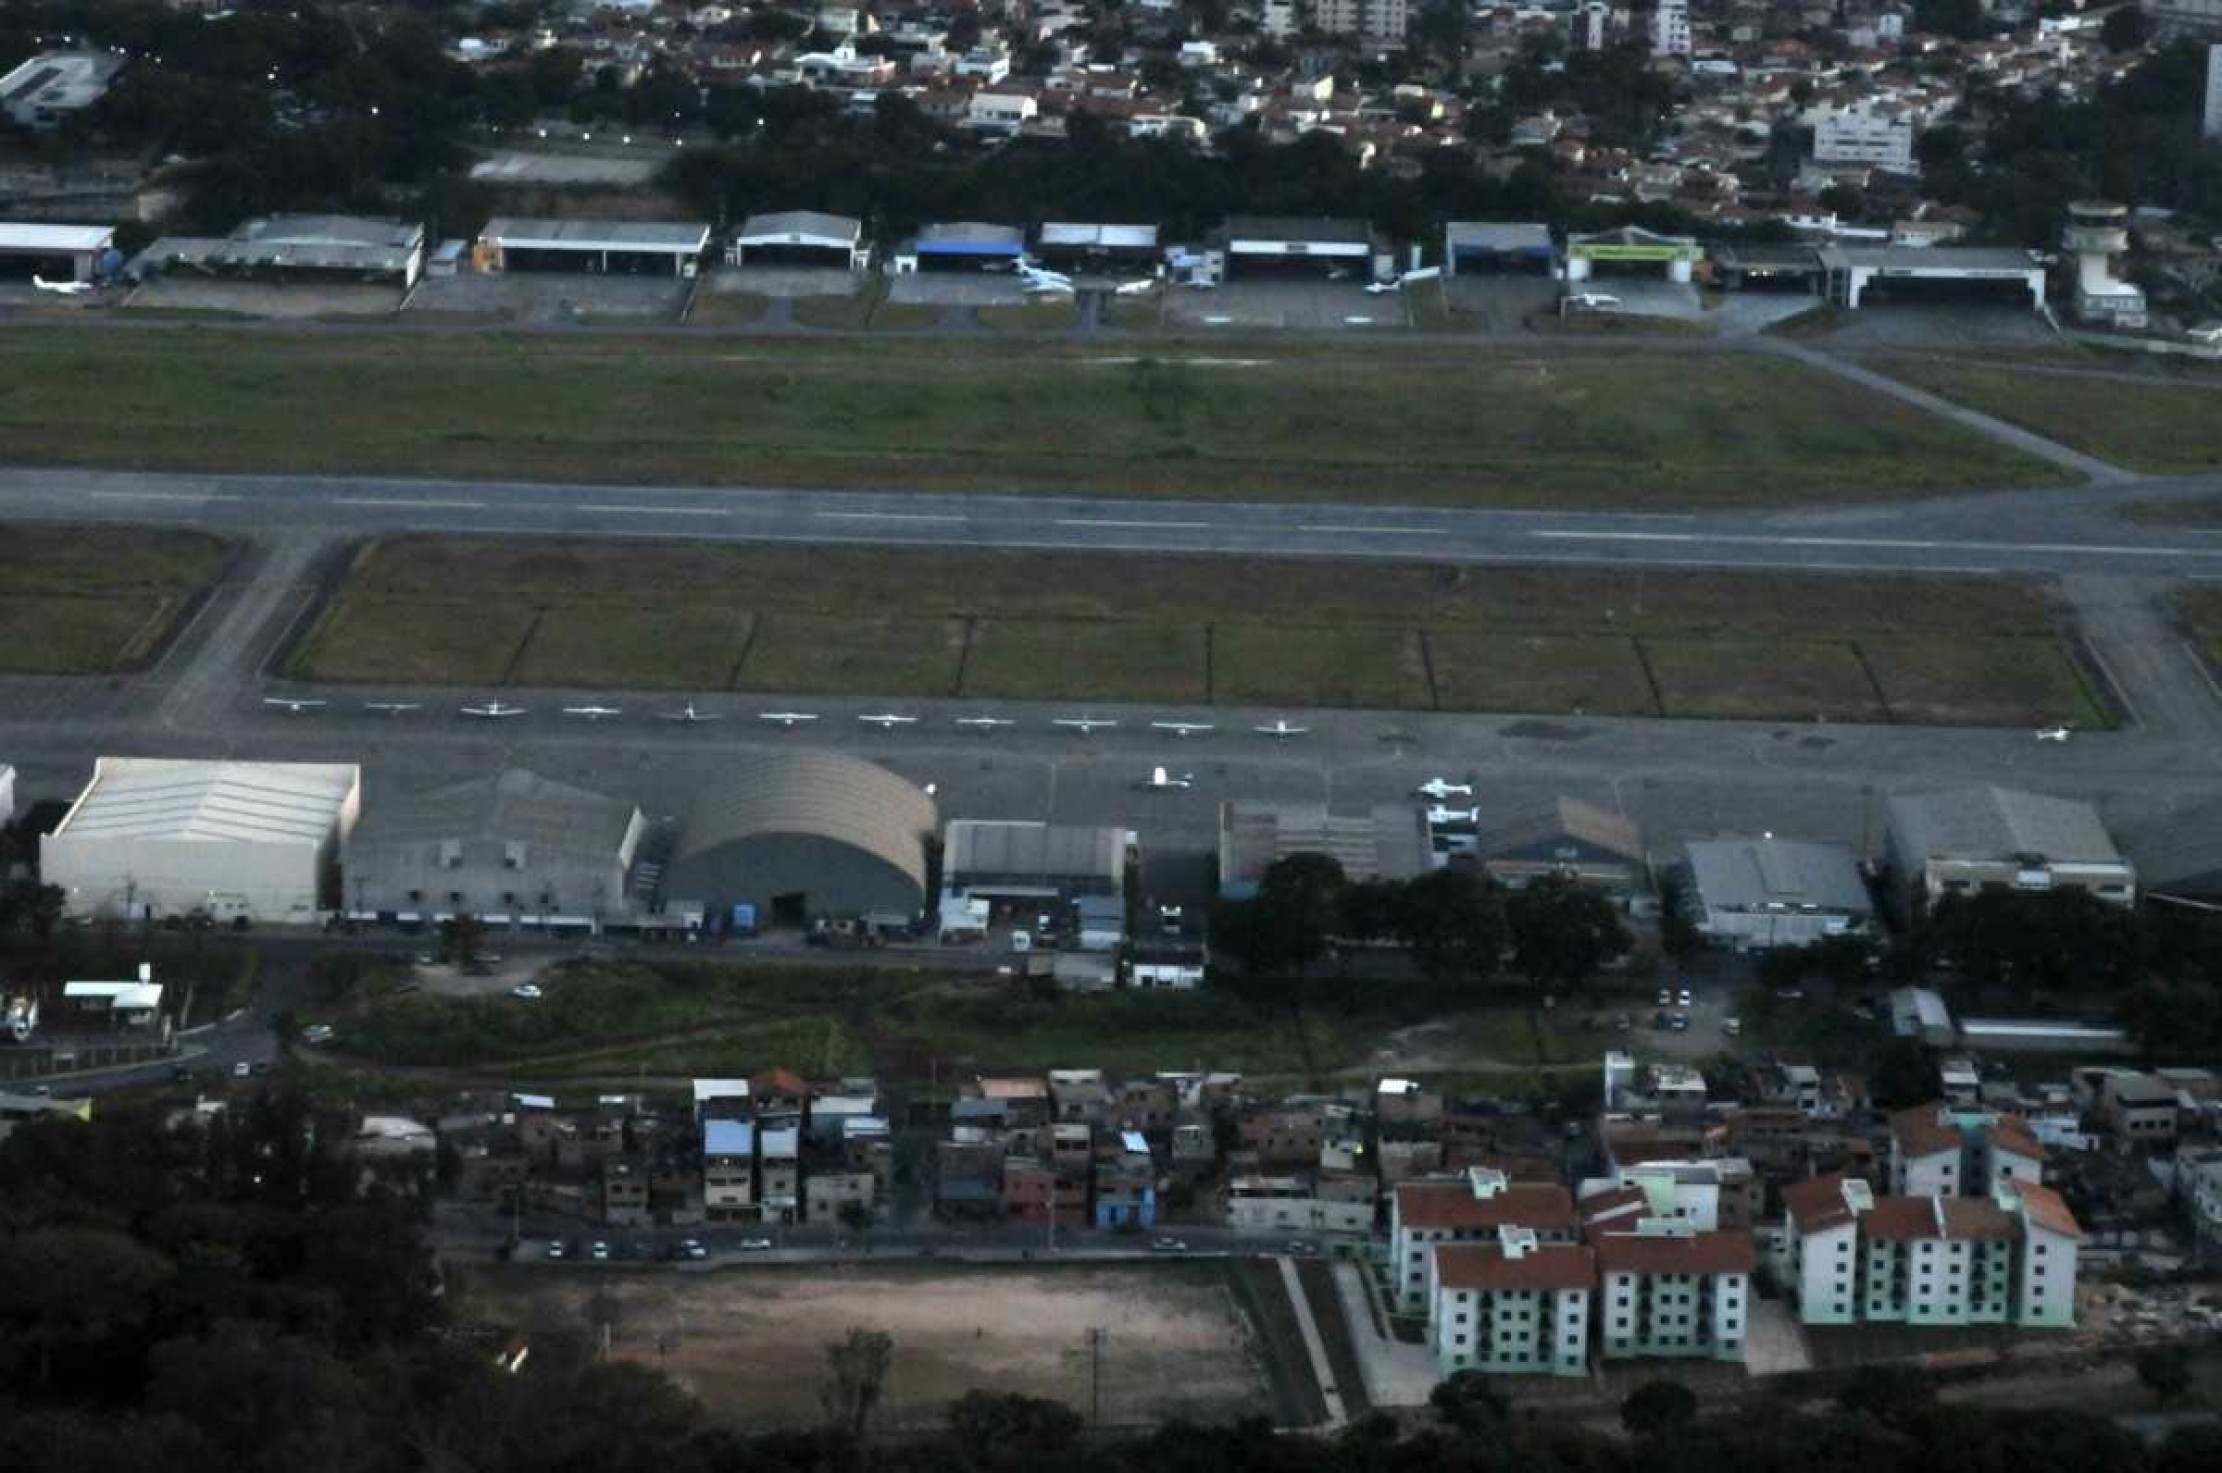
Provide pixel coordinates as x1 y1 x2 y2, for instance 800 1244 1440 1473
1426 805 1481 827
1149 720 1216 738
1138 766 1194 790
1415 778 1474 800
1565 292 1622 311
1113 279 1157 296
1364 278 1402 295
262 697 327 714
953 716 1016 732
858 713 919 729
1017 263 1075 295
362 701 422 716
1253 719 1310 738
660 702 721 723
1052 716 1119 734
1022 278 1075 297
562 705 624 721
2034 725 2072 742
32 275 92 296
758 711 820 728
460 702 527 719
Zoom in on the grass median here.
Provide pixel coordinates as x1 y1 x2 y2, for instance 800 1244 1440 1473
1863 353 2222 474
285 535 2106 728
0 327 2064 510
0 522 232 674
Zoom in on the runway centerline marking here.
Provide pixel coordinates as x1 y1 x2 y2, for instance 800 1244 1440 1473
334 497 488 509
814 511 967 523
1054 518 1211 529
90 490 242 502
1298 525 1437 535
576 505 728 517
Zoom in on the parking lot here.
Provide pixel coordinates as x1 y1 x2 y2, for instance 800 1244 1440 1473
1164 277 1407 330
125 277 404 318
705 264 858 299
404 270 686 325
1440 273 1558 332
887 269 1031 312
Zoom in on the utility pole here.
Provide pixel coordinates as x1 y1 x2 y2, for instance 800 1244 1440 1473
1085 1328 1105 1428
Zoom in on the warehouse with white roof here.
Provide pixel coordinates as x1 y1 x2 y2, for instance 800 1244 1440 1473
41 758 362 923
0 222 116 283
476 217 711 276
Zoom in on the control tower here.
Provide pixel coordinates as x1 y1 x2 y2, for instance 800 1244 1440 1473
2063 200 2146 326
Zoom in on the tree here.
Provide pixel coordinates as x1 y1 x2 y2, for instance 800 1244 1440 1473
1210 854 1347 981
1658 875 1701 961
1867 1036 1942 1111
2101 6 2150 52
1506 875 1631 990
1620 1378 1699 1436
820 1327 894 1442
0 1228 175 1391
1393 867 1506 985
2137 1345 2192 1405
438 912 484 966
1428 1369 1507 1432
949 1391 1084 1465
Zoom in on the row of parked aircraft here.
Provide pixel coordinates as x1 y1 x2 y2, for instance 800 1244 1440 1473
998 256 1156 299
262 697 1314 738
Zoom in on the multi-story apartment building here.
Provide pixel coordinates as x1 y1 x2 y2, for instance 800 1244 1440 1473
1425 1227 1594 1378
1812 108 1915 172
703 1119 756 1221
1309 0 1409 46
1649 0 1692 55
1392 1169 1578 1310
1780 1174 2082 1329
1593 1221 1755 1362
1888 1103 2045 1198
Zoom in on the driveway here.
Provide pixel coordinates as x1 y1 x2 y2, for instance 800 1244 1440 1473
1331 1261 1439 1407
1744 1297 1813 1375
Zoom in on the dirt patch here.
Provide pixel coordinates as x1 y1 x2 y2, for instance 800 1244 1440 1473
455 1261 1274 1432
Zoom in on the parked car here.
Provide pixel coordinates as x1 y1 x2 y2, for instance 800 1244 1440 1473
300 1023 335 1045
1676 987 1692 1007
739 1238 774 1252
590 1240 610 1261
1657 988 1672 1007
1724 1017 1743 1037
231 1061 252 1078
545 1239 566 1260
510 984 543 1000
1149 1236 1189 1253
682 1239 708 1260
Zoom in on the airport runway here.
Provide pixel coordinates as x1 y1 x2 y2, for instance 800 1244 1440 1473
2 462 2220 873
4 465 2222 580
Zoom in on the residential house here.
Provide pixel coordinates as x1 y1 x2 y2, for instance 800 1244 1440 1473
1004 1155 1088 1225
601 1159 651 1226
1095 1134 1158 1228
804 1165 876 1226
1226 1174 1375 1235
703 1119 756 1221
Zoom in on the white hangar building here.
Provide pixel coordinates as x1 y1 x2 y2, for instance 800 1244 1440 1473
42 758 362 924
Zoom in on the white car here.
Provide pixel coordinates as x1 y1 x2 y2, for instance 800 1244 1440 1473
1676 988 1693 1007
545 1239 566 1260
739 1237 775 1252
300 1023 335 1045
231 1061 252 1079
1426 805 1480 827
1415 778 1474 800
682 1239 708 1260
590 1240 610 1261
510 983 543 1000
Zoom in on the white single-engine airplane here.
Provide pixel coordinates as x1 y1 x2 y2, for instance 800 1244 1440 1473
1426 805 1481 827
1150 720 1215 738
263 697 326 714
1253 719 1310 738
33 275 93 296
758 711 820 728
562 705 624 721
660 702 721 724
1113 279 1157 296
362 701 422 716
1415 778 1474 800
858 713 919 729
1052 716 1118 735
2034 725 2072 742
460 701 527 719
1138 766 1194 790
953 716 1015 732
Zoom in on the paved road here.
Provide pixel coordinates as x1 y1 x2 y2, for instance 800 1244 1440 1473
7 465 2222 579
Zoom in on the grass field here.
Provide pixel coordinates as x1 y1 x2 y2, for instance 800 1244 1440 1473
0 328 2063 509
453 1261 1283 1431
2182 588 2222 666
1866 353 2222 474
0 522 232 674
287 535 2105 726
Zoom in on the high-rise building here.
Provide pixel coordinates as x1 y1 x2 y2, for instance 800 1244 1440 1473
1571 0 1611 50
2206 43 2222 141
2145 0 2222 42
1649 0 1692 55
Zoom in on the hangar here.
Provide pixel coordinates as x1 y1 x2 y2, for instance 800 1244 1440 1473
342 768 647 931
134 214 426 288
1710 243 1824 293
662 752 936 927
1819 245 2046 310
1033 222 1160 274
1443 222 1554 276
729 210 869 270
1564 225 1703 283
890 221 1026 274
42 758 361 924
1217 802 1429 899
1218 215 1384 280
943 821 1133 900
0 222 115 283
476 217 710 277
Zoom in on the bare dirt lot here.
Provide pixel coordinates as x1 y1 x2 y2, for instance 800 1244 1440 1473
455 1261 1276 1432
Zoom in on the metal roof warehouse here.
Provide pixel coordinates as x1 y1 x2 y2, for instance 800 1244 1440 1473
478 217 710 276
730 210 869 269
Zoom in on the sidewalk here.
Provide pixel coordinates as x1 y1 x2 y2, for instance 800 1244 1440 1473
1331 1260 1439 1407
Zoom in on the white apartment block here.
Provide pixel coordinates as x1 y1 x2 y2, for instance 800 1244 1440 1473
1392 1169 1577 1310
1261 0 1300 38
1571 1 1611 50
1649 0 1692 56
2206 45 2222 142
1812 109 1916 173
1426 1227 1593 1378
1594 1220 1755 1362
1308 0 1409 44
1889 1102 2045 1199
1780 1174 2082 1330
